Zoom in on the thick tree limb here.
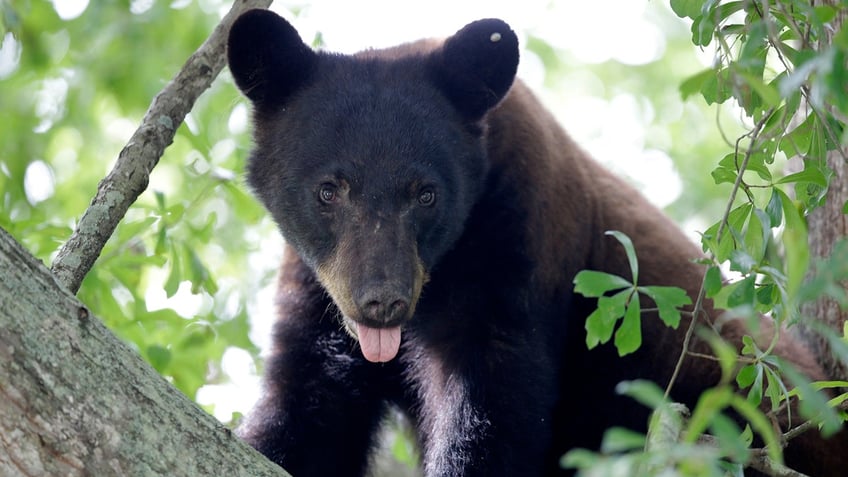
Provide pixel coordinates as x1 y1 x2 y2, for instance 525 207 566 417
50 0 273 294
0 227 289 476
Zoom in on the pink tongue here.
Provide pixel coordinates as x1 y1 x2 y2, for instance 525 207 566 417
355 323 401 363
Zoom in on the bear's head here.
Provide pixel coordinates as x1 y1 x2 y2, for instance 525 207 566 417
228 10 519 362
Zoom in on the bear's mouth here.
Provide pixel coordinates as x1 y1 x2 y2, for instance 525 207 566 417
315 250 428 364
342 316 402 363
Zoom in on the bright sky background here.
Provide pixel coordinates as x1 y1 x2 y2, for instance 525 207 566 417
45 0 695 421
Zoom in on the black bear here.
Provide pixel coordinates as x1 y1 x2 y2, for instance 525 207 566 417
227 9 846 477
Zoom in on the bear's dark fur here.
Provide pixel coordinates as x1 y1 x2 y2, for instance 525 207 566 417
227 10 847 476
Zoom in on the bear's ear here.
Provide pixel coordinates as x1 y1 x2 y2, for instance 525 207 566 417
431 19 519 120
227 9 316 108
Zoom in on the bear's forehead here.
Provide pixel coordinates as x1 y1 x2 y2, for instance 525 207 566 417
302 55 443 105
253 56 471 186
260 101 451 176
268 71 458 154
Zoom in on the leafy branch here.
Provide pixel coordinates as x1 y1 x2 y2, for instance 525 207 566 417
574 231 692 356
568 2 848 475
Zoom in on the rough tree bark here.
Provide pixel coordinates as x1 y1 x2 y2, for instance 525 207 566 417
0 227 289 477
795 0 848 382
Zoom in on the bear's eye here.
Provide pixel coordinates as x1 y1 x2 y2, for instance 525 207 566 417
417 187 436 207
318 183 338 204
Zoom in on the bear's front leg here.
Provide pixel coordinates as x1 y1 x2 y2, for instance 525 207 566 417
238 256 390 477
405 340 559 477
240 328 388 477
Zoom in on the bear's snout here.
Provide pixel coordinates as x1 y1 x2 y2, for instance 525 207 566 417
355 287 411 327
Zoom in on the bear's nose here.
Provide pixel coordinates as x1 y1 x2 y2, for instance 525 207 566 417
358 291 410 325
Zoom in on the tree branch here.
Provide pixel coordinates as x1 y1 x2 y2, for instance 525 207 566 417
50 0 272 294
748 450 809 477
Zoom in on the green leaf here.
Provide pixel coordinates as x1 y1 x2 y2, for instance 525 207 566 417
585 290 629 349
573 270 631 298
711 165 738 185
680 68 715 99
118 216 158 241
146 344 172 372
729 249 757 274
747 153 773 182
704 265 723 298
155 222 168 255
700 67 734 105
716 152 772 183
813 5 837 23
154 189 166 210
736 364 757 388
740 424 754 447
600 427 646 453
639 285 691 329
796 181 829 212
165 243 182 298
614 294 641 356
710 412 749 463
744 208 770 263
163 203 186 227
747 363 764 407
776 165 828 187
185 245 217 295
560 449 598 470
741 335 759 357
223 181 265 223
777 189 809 298
702 330 739 383
763 365 790 413
779 50 829 100
615 379 668 409
737 24 767 68
702 204 752 262
605 230 638 284
670 0 703 19
684 386 734 443
762 104 790 141
730 394 783 465
728 275 756 308
766 189 783 227
756 283 778 307
779 112 815 158
713 1 746 23
691 14 716 47
834 17 848 49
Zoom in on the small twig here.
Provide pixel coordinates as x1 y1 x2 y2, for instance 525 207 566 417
748 449 810 477
685 350 761 365
50 0 272 294
782 399 848 442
